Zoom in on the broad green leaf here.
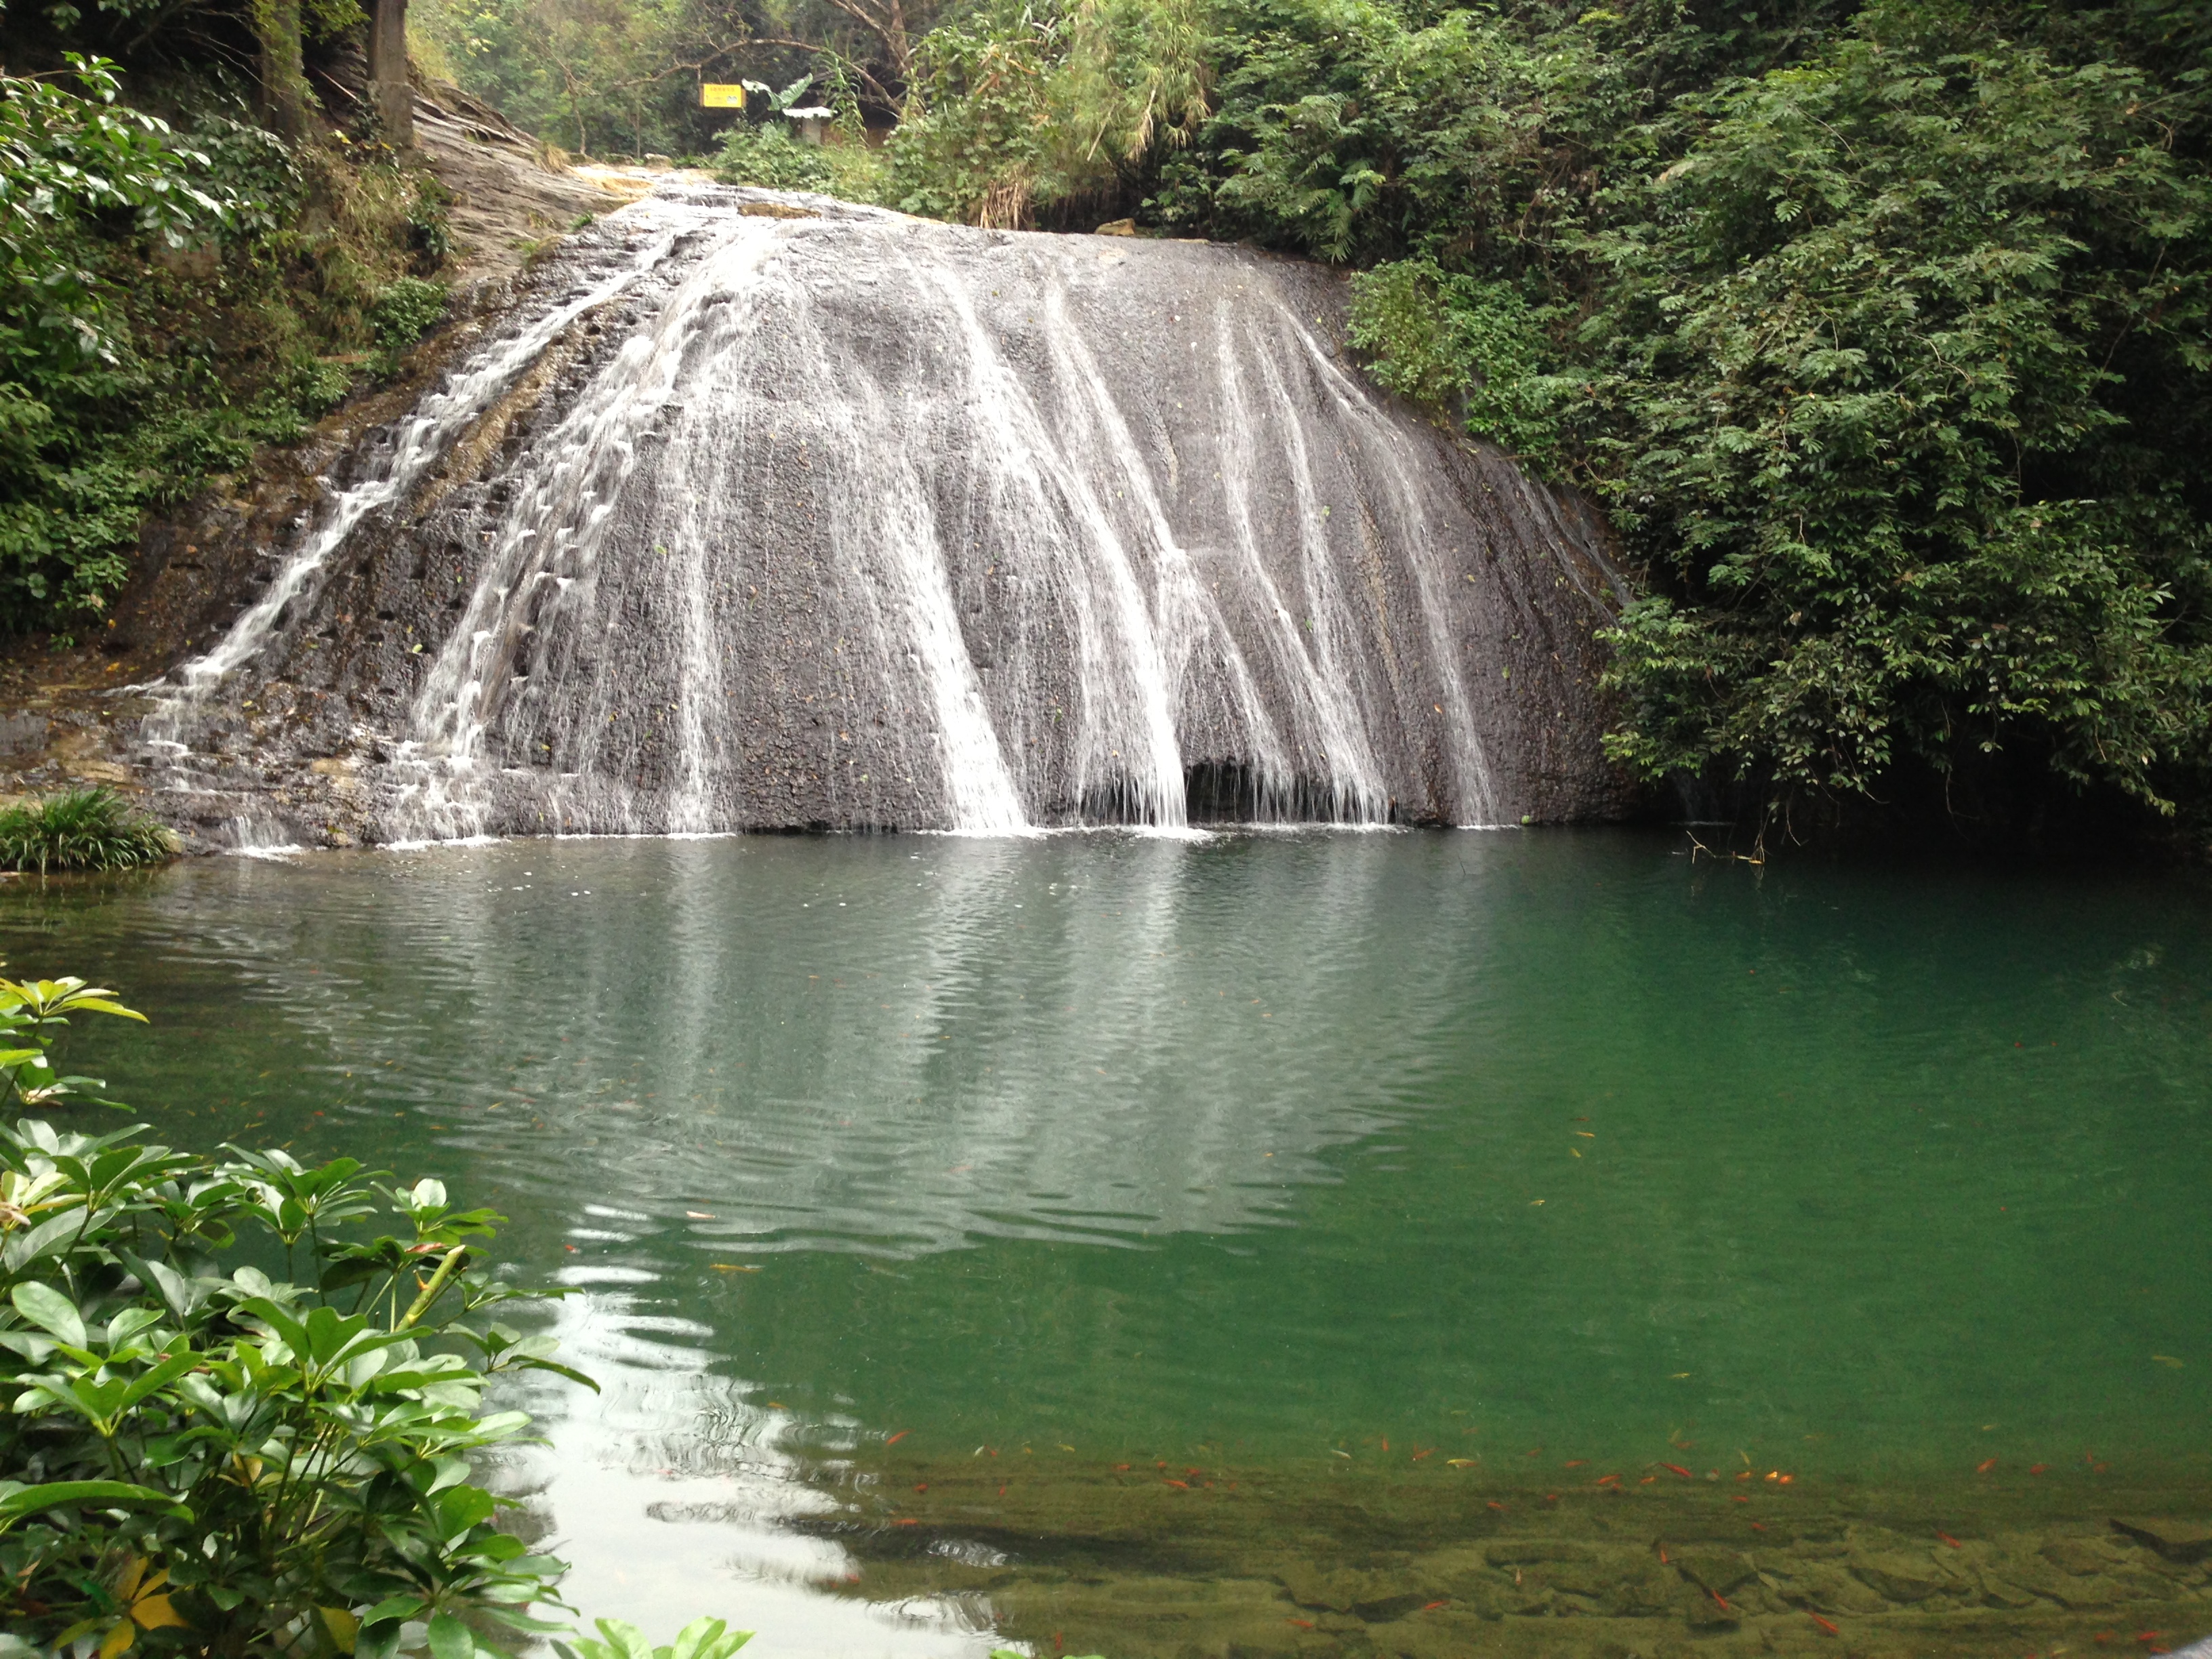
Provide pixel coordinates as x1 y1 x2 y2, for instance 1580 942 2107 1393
59 996 146 1021
4 1205 106 1274
669 1618 752 1659
427 1612 477 1659
359 1595 425 1626
12 1280 87 1347
506 1355 601 1392
0 1479 190 1529
119 1251 201 1321
116 1348 200 1412
104 1306 165 1350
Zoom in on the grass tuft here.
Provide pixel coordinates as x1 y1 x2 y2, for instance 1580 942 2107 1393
0 789 180 874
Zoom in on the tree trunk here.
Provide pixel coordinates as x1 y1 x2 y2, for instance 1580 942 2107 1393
252 0 314 140
368 0 414 148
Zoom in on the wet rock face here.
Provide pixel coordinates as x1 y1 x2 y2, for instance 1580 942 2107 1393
142 186 1637 846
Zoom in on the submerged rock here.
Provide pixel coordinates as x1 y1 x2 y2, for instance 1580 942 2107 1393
2114 1516 2212 1563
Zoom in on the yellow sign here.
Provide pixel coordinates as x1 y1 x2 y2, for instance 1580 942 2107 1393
701 83 746 108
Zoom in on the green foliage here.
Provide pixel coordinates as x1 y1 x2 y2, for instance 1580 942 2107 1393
0 975 601 1658
369 276 451 375
558 1616 754 1659
369 277 449 353
1151 0 1666 262
1347 261 1562 459
1580 14 2212 813
0 789 180 874
410 0 745 159
0 58 455 636
0 60 266 628
713 120 835 191
884 0 1209 226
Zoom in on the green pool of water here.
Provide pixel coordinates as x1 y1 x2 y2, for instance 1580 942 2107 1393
5 830 2209 1656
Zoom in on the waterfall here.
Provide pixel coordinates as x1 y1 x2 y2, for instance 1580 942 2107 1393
140 185 1633 846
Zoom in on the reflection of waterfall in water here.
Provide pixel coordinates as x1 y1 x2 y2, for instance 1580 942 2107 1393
51 834 1500 1654
500 1284 1004 1659
142 186 1629 847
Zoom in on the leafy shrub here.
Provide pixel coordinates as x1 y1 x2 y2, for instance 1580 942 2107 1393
368 276 451 377
0 790 179 874
1579 13 2212 817
1346 261 1563 460
0 974 615 1658
0 59 462 638
712 122 836 193
0 60 270 630
884 0 1208 228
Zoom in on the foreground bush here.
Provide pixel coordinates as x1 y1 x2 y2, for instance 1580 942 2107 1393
0 789 179 874
0 972 634 1658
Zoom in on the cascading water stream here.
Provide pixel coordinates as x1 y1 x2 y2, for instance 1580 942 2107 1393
145 205 709 747
138 184 1633 846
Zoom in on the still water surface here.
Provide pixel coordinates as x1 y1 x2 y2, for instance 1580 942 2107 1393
4 832 2209 1655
